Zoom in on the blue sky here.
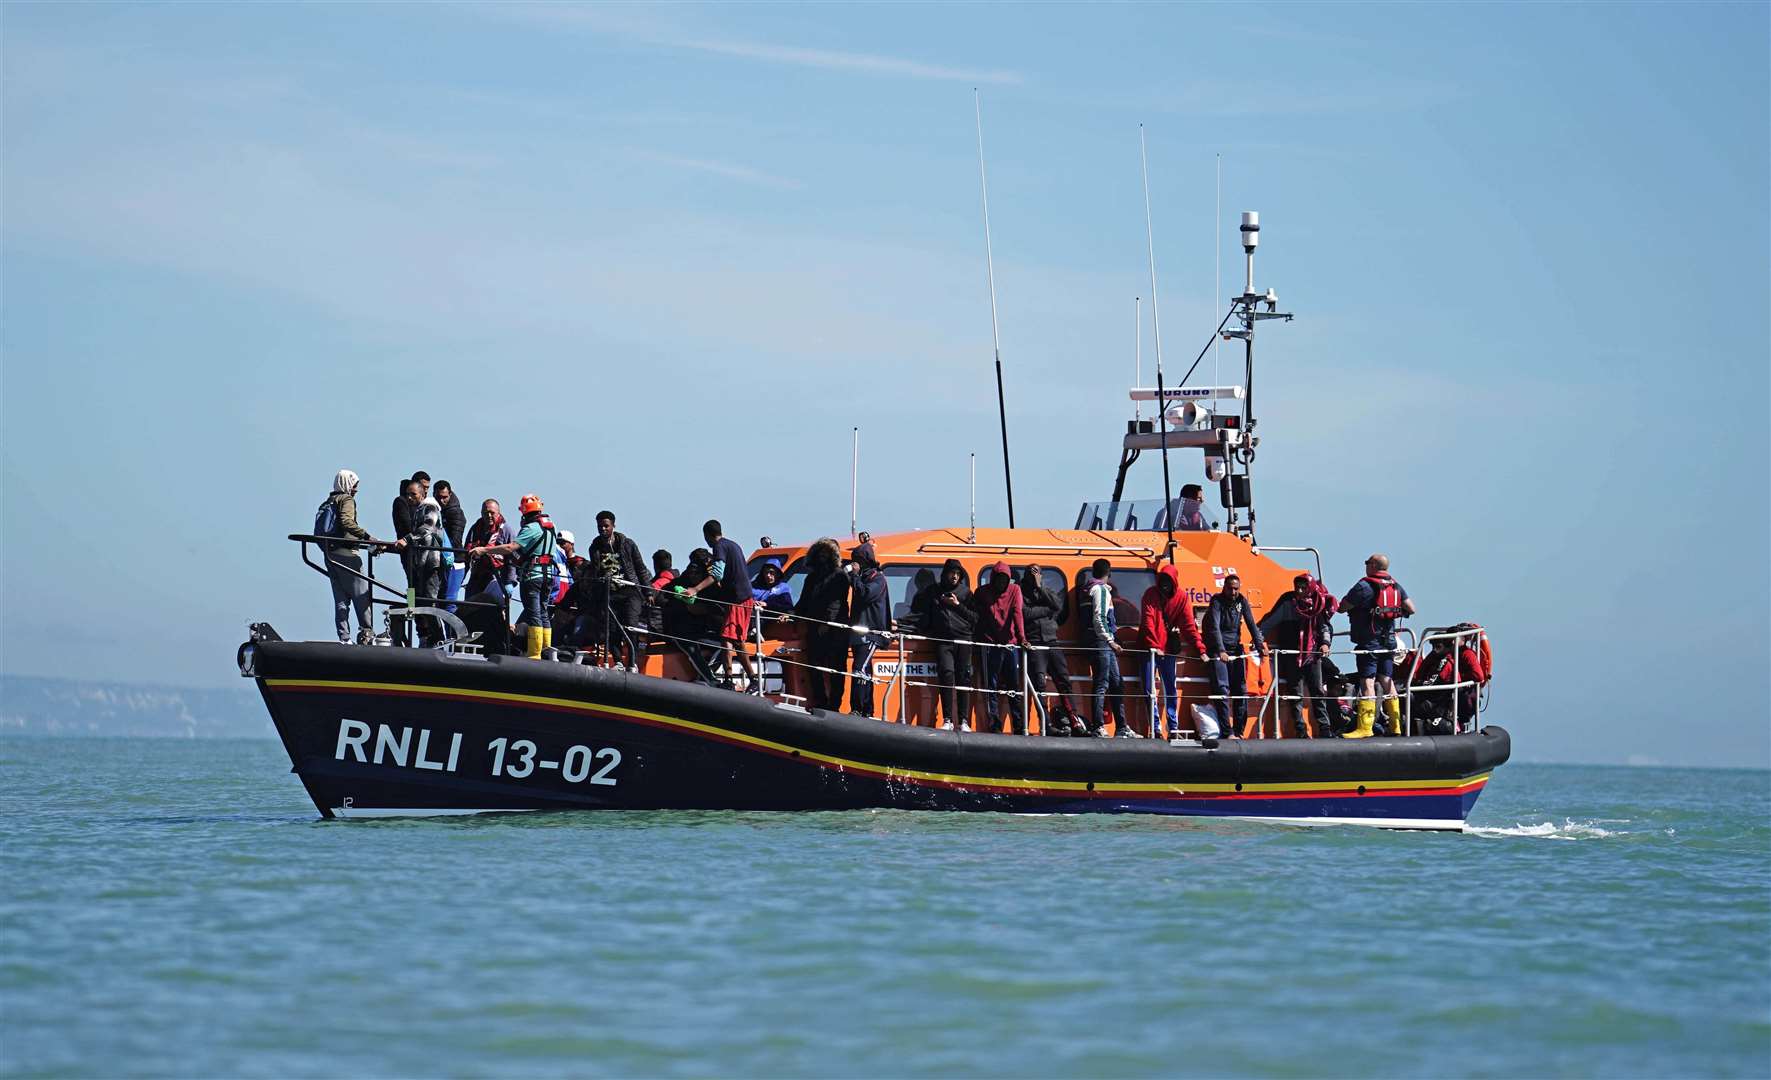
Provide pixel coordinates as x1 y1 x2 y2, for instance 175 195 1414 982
3 2 1765 768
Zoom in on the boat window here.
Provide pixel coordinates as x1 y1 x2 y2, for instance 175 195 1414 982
1071 566 1152 631
1001 565 1070 626
885 564 952 621
747 554 799 602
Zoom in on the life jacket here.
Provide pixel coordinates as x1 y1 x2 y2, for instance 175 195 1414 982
516 513 557 575
1451 621 1493 684
1363 574 1407 621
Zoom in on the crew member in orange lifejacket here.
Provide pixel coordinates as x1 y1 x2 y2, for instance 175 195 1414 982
471 493 558 659
1339 553 1417 738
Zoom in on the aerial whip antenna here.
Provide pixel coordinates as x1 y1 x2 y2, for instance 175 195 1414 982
1133 296 1142 421
1214 153 1222 391
969 452 977 544
850 427 859 538
1139 125 1176 560
974 89 1017 528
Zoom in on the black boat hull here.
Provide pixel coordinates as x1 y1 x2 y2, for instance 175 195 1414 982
246 641 1510 830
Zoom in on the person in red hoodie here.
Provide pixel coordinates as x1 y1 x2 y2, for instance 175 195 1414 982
970 561 1028 734
1140 564 1208 740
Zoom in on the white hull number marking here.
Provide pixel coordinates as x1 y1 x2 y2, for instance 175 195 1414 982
488 738 621 786
336 719 462 772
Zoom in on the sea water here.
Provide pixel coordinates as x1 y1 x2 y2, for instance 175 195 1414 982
1 736 1766 1078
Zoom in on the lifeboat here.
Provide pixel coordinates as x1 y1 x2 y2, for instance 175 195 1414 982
244 208 1510 828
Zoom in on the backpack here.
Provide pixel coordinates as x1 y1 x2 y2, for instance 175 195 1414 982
314 497 340 540
1364 575 1407 621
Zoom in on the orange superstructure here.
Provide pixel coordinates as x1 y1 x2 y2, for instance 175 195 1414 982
636 524 1320 737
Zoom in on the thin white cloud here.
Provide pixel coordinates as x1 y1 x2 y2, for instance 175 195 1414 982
627 149 805 191
475 3 1023 85
661 35 1021 85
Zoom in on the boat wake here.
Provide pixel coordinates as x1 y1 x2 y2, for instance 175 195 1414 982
1467 818 1658 841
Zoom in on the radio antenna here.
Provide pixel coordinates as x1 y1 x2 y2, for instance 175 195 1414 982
1139 125 1176 559
1214 153 1222 391
850 426 859 538
974 89 1016 528
1133 296 1142 420
969 452 977 544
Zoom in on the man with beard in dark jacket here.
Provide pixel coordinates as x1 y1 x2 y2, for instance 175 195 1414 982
910 559 976 730
792 538 850 712
1204 574 1267 739
1019 565 1088 736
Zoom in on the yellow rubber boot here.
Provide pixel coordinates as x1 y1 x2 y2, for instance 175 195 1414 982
1345 699 1377 739
525 626 545 659
543 627 554 653
1383 697 1403 736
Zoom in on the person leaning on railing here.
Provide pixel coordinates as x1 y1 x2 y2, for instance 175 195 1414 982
1082 559 1132 738
1203 574 1268 741
1339 553 1416 739
1020 565 1088 737
317 468 398 645
970 562 1029 735
792 538 851 713
1140 564 1208 740
910 559 976 730
846 548 892 718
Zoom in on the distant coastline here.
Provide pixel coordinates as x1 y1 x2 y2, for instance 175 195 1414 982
0 675 269 739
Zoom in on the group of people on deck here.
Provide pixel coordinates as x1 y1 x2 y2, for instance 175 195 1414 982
315 470 1484 741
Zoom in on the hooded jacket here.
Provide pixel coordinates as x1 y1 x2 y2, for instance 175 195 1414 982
910 559 975 641
970 573 1026 646
850 564 891 635
438 497 467 563
751 557 794 612
326 470 373 544
1018 569 1065 645
1140 565 1207 656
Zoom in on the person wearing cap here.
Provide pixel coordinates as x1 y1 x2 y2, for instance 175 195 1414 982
584 510 649 667
969 561 1028 734
470 493 558 659
1340 553 1416 737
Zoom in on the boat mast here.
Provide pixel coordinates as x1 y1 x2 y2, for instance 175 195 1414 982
1219 210 1293 541
1139 125 1176 561
973 90 1016 528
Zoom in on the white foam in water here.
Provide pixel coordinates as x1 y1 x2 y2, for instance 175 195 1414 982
1467 818 1631 840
